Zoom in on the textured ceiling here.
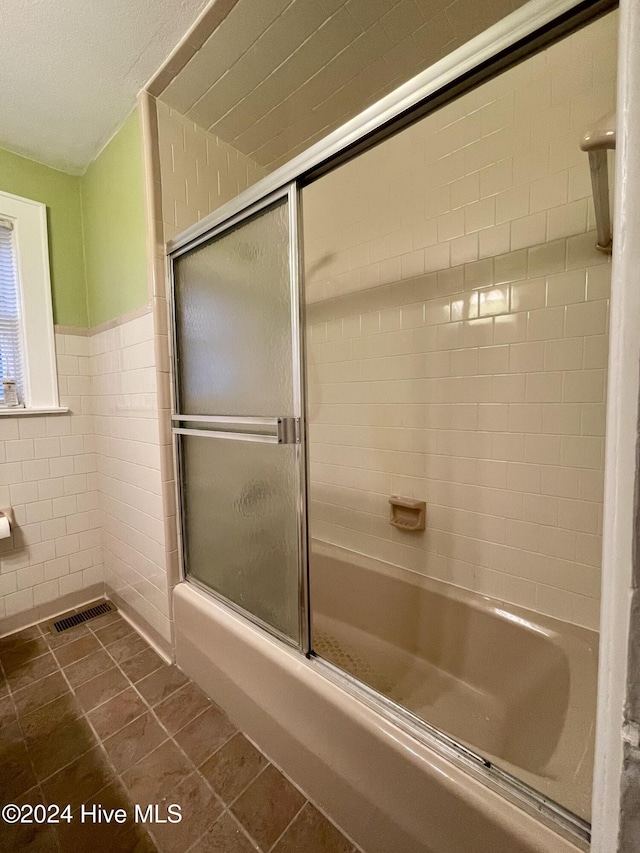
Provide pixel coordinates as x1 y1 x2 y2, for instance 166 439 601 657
159 0 527 170
0 0 210 173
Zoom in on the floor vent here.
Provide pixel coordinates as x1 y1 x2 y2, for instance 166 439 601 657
49 601 116 634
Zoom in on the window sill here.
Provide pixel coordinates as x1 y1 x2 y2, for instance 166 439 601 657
0 406 69 417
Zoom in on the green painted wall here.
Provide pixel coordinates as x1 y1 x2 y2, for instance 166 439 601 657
0 147 87 327
81 109 148 327
0 107 149 329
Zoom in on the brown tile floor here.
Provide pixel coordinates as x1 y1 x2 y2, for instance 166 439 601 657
0 608 360 853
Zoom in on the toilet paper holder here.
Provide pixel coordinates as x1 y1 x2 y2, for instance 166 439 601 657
0 508 15 529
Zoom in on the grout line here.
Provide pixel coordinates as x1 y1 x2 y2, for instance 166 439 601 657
27 735 99 787
1 659 44 796
209 756 271 824
236 806 273 852
104 677 227 850
222 758 271 812
103 648 163 674
266 799 307 852
7 648 102 851
10 670 71 713
9 623 156 763
239 727 364 852
227 807 270 852
182 825 212 852
2 653 58 694
182 807 251 853
101 648 292 852
52 643 159 849
100 604 172 664
62 621 230 847
3 616 357 853
186 802 276 853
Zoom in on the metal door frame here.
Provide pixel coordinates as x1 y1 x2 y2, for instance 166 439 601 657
169 182 310 652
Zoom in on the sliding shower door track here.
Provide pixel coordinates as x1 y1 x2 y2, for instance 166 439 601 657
308 654 591 851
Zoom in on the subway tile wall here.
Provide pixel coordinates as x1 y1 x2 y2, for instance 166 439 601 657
303 11 618 630
156 99 267 244
0 333 102 623
90 311 171 651
159 0 530 172
0 316 171 650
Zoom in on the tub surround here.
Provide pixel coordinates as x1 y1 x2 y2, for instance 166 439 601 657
154 98 267 245
303 11 616 631
154 0 535 175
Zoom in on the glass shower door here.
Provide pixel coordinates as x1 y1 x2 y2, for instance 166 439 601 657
171 187 306 645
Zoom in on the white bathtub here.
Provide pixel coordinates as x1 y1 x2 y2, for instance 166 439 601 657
174 547 591 853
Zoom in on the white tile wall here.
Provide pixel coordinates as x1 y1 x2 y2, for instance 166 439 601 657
303 11 618 630
0 332 102 622
156 99 267 243
89 311 171 648
160 0 532 172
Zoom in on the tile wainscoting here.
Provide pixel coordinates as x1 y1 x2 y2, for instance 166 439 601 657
90 310 172 653
0 331 102 633
0 310 172 656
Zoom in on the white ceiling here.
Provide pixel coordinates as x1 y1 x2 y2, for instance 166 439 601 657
0 0 210 174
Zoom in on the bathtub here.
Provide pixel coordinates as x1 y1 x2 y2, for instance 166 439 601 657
310 542 598 823
173 542 596 853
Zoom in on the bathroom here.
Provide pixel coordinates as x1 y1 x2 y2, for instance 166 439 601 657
1 0 639 850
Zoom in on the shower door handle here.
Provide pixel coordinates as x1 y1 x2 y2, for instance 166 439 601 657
173 428 278 444
172 416 300 444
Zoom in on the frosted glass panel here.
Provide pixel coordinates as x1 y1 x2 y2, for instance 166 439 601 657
174 200 293 416
181 434 300 641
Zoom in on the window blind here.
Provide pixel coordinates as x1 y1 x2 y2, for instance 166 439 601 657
0 221 24 404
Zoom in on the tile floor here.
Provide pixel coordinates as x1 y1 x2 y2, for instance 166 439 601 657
0 606 360 852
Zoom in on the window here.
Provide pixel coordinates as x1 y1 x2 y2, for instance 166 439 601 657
0 190 61 412
0 220 24 404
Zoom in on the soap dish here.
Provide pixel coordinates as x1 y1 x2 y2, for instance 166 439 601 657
389 496 426 531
